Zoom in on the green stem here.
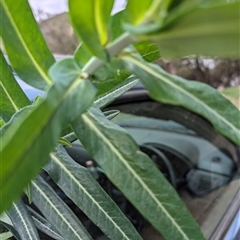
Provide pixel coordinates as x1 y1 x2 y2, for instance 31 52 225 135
82 32 134 75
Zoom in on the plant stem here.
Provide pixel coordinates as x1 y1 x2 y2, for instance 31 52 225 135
82 32 134 75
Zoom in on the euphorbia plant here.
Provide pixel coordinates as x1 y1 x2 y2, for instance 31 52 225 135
0 0 239 239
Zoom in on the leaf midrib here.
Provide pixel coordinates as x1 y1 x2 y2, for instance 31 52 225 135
123 55 240 134
50 153 132 240
12 203 35 240
95 78 138 108
2 77 82 185
1 1 52 85
32 181 83 240
0 81 19 111
32 216 63 240
82 112 190 240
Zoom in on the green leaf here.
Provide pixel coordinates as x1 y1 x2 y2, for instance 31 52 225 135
74 41 158 93
7 200 40 240
31 176 93 240
0 105 35 137
0 222 21 240
74 43 92 68
120 55 240 146
221 86 240 110
124 0 154 25
0 50 30 122
73 107 205 240
0 212 12 226
74 8 160 78
134 41 160 62
124 0 172 33
58 137 72 147
73 10 159 101
110 10 161 61
111 11 125 41
32 95 42 106
74 41 135 96
0 118 5 127
95 76 139 108
44 146 142 240
0 58 97 214
0 231 13 240
103 109 119 120
145 1 240 58
28 207 63 240
69 0 114 60
0 0 55 89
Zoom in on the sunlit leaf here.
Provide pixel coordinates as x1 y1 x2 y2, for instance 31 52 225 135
69 0 114 59
124 0 172 33
0 50 30 122
0 59 97 213
0 0 55 89
73 107 205 240
124 0 154 25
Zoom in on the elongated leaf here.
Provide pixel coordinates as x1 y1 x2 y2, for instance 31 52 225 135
0 0 55 89
0 231 13 240
120 55 240 146
221 86 240 110
31 176 92 240
0 59 97 213
110 10 160 62
95 76 139 108
109 9 162 61
124 0 153 25
74 9 160 66
134 41 160 62
72 107 205 240
69 0 114 59
124 0 172 33
74 43 92 68
103 110 119 120
0 212 12 226
7 200 40 240
28 207 63 240
0 222 20 240
43 146 142 240
143 1 240 58
0 51 30 122
111 10 125 41
0 105 35 137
